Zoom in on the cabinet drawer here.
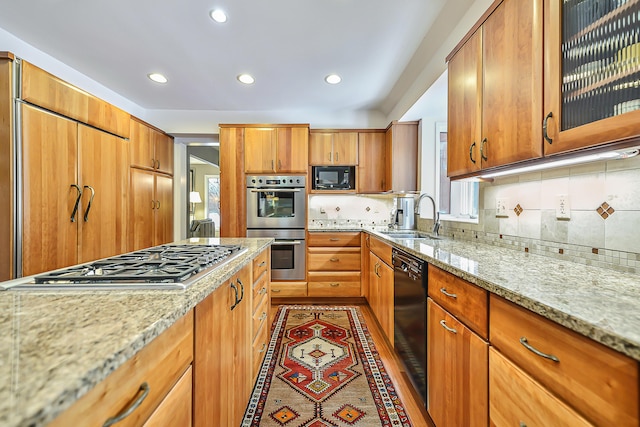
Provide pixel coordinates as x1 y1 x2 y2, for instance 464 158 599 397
490 348 592 427
308 281 361 297
252 249 269 280
308 247 361 271
252 320 270 377
271 281 308 297
490 295 639 427
143 366 193 427
368 236 392 266
252 293 269 340
50 311 194 427
308 232 361 247
252 272 269 310
428 266 488 339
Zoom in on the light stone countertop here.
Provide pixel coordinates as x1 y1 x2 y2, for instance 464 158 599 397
309 226 640 362
0 237 273 427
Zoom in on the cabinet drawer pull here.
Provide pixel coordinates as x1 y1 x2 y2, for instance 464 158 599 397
329 238 340 241
272 289 281 293
259 343 267 353
330 283 340 287
440 288 457 299
329 257 339 262
519 337 559 362
258 261 266 267
259 312 267 321
519 422 527 427
103 382 150 427
439 320 457 334
543 111 553 145
469 141 477 164
259 287 267 295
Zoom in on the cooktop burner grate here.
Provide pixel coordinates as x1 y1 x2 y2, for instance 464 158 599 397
32 244 244 285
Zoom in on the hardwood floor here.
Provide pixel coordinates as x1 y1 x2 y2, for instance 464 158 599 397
266 300 435 427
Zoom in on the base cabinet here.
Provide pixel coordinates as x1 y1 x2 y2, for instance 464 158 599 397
251 248 271 379
307 232 361 297
367 236 393 345
194 264 252 427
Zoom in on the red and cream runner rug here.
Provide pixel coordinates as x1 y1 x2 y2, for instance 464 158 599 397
241 305 413 426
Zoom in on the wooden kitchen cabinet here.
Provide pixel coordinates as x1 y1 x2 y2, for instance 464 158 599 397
129 169 173 251
385 121 418 192
357 131 386 193
130 118 174 175
194 264 252 427
447 0 543 178
307 232 361 297
251 248 271 379
219 126 246 237
21 104 129 276
489 294 639 427
50 311 194 427
309 131 358 165
542 0 640 155
427 298 488 427
367 236 394 345
244 125 309 173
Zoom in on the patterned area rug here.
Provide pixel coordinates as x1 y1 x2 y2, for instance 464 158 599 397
241 305 413 426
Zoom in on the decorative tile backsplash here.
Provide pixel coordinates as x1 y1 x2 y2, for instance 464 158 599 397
429 154 640 274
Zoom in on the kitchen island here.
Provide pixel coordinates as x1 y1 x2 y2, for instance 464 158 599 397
0 237 272 427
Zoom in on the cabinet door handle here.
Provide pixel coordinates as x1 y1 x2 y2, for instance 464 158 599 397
519 337 559 362
271 159 274 170
259 343 267 353
151 159 155 169
103 382 150 427
439 319 457 334
330 257 340 262
70 184 83 222
237 278 245 303
543 111 553 145
440 288 457 299
335 152 339 162
82 185 95 222
230 281 239 310
374 262 381 278
330 283 340 287
156 201 161 210
480 138 488 161
519 422 528 427
156 159 160 169
278 159 282 169
469 141 477 164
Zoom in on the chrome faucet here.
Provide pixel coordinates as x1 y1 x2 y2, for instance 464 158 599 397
415 193 441 236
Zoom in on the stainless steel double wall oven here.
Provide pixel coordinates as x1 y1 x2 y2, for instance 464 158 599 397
246 175 306 281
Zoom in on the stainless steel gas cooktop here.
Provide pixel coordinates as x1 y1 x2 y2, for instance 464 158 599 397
1 244 247 291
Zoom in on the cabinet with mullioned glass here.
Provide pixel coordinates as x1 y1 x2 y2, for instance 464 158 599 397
543 0 640 155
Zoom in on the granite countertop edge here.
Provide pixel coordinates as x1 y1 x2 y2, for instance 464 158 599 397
309 227 640 362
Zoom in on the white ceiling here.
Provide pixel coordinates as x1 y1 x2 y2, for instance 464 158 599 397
0 0 484 131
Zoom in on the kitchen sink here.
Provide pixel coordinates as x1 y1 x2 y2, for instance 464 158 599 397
380 230 440 240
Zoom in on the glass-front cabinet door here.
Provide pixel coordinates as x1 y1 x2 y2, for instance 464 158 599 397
544 0 640 155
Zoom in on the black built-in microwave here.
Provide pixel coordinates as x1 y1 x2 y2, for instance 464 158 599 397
312 166 355 190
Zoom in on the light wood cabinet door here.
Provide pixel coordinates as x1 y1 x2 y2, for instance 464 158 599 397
129 118 155 171
129 168 155 251
143 366 193 427
369 251 394 345
244 127 277 173
153 129 174 175
385 122 417 192
21 104 78 276
427 299 489 427
276 127 308 172
333 132 358 164
309 132 334 165
219 126 246 237
357 132 386 193
490 348 593 427
232 265 253 426
77 124 128 263
154 174 173 246
481 0 543 169
447 30 483 177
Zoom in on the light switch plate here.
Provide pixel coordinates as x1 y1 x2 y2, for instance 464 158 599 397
496 197 509 217
556 194 570 220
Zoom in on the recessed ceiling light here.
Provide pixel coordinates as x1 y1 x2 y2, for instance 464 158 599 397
237 74 255 84
210 9 227 23
325 74 342 84
147 73 168 83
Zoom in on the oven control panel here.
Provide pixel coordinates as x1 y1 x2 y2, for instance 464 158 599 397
246 175 305 188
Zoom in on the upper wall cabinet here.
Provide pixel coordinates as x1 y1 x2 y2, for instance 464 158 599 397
130 118 174 175
357 131 387 193
244 125 309 173
447 0 543 178
309 131 358 165
543 0 640 155
385 121 418 192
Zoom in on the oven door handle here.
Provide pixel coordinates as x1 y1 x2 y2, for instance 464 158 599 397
249 188 302 193
272 240 303 245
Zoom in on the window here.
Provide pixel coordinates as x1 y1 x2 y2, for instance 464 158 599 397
436 122 479 221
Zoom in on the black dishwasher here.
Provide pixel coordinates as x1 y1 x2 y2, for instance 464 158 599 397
392 248 427 407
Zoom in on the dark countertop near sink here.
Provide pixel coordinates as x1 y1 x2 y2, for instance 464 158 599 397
309 226 640 362
0 237 272 427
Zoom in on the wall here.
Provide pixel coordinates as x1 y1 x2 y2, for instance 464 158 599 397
427 155 640 273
